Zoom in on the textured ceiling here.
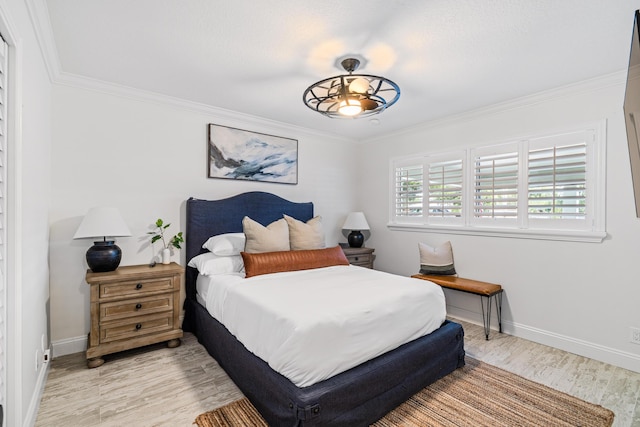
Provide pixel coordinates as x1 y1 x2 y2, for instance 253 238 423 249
44 0 639 140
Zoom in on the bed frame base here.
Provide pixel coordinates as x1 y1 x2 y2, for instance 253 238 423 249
187 298 465 426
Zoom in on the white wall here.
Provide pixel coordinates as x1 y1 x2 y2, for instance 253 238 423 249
358 73 640 372
48 84 359 355
47 65 640 375
1 0 53 425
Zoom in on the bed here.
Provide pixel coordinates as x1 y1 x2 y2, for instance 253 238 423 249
183 191 465 426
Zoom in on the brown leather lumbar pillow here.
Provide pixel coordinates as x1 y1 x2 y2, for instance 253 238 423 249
241 245 349 278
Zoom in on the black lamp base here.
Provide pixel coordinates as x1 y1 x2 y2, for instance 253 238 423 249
86 241 122 272
347 230 364 248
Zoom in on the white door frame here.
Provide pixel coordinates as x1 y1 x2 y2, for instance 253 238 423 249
0 5 23 427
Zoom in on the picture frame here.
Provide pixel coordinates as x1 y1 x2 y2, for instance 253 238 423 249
207 124 298 185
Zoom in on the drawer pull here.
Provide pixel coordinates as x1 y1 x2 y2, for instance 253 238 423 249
135 323 142 330
135 303 142 310
136 283 143 290
354 257 359 261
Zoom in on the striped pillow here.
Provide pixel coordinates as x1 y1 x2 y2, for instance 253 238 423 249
419 241 456 275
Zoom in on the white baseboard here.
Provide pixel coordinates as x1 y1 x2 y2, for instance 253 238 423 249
54 311 640 374
447 306 640 374
51 335 86 358
23 349 50 427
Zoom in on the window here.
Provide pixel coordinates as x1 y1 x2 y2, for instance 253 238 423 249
471 144 519 226
527 132 589 229
428 159 463 217
389 123 606 242
393 162 423 221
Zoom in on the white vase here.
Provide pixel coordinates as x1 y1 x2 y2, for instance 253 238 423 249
161 248 171 264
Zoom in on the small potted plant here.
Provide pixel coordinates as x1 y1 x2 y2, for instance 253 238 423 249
148 218 184 264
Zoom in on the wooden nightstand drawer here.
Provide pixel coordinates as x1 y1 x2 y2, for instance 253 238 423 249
100 312 174 343
346 253 372 265
100 293 173 322
340 246 375 269
99 278 174 300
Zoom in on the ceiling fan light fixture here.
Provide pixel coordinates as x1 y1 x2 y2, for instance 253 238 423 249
303 57 400 119
338 99 362 116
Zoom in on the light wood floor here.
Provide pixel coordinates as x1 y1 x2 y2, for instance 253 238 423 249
35 318 640 427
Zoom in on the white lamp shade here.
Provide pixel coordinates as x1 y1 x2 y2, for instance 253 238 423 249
73 207 132 239
342 212 370 231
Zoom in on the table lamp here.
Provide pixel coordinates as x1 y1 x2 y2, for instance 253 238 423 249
342 212 370 248
73 207 132 272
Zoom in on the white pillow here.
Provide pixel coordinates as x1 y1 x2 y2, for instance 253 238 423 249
418 241 456 275
188 252 244 276
242 216 290 253
202 232 246 256
284 214 325 250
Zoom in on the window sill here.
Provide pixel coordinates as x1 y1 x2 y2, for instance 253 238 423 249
387 223 607 243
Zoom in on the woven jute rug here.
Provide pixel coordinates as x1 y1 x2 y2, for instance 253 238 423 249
194 357 615 427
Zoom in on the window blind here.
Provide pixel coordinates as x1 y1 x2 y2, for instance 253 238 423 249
473 150 519 219
394 164 423 218
428 159 463 218
528 143 587 219
389 123 604 240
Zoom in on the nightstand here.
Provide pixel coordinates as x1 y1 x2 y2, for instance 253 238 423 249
84 262 184 368
341 246 375 269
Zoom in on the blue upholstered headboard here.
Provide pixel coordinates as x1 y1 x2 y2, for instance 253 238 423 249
184 192 314 302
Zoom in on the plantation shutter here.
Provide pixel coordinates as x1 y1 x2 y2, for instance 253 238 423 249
0 35 7 424
472 147 519 222
427 158 463 220
394 163 424 220
527 130 591 224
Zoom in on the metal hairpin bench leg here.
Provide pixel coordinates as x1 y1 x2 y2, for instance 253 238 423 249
481 295 492 340
496 291 503 333
480 290 504 340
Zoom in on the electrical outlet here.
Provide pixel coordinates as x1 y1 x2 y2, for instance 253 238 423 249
43 349 51 363
631 327 640 345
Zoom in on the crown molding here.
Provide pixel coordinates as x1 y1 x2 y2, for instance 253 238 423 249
24 0 354 142
53 71 355 142
25 0 625 145
366 70 627 143
24 0 61 82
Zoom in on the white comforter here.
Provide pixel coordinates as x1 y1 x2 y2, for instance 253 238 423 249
197 265 446 387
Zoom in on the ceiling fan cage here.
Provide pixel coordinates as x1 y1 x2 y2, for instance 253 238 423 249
303 58 401 118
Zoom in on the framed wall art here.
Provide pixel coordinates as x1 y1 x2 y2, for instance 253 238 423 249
207 124 298 184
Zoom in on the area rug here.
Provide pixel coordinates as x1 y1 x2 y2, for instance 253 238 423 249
194 357 615 427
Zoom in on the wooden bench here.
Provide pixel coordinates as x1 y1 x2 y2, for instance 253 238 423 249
411 274 503 340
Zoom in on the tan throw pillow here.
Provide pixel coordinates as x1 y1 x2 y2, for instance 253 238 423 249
242 246 349 278
242 216 290 253
418 241 456 275
284 214 325 250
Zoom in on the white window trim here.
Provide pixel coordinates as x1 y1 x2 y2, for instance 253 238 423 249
388 121 607 243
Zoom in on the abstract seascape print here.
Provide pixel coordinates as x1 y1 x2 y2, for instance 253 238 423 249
208 124 298 184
